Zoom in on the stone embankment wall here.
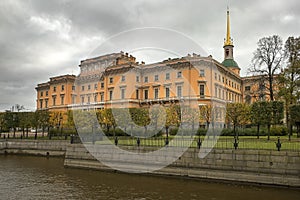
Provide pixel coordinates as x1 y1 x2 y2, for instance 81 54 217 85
1 140 299 187
64 144 300 187
0 140 68 157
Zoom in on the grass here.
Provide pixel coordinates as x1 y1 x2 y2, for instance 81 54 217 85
92 135 300 151
1 133 299 151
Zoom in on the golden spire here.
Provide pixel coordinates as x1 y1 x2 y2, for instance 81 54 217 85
224 7 233 46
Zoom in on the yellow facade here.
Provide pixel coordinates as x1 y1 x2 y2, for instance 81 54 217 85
35 9 272 112
35 75 76 111
36 52 245 111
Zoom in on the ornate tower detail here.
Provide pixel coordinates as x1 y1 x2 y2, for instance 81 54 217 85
222 7 240 75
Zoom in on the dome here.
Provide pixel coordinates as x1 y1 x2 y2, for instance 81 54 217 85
222 59 240 69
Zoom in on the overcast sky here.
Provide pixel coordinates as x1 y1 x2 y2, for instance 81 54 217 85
0 0 299 111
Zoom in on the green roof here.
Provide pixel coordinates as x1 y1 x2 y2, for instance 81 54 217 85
222 59 240 69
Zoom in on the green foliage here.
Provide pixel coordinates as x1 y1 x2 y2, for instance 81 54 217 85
272 101 284 125
226 103 250 136
221 126 287 136
290 105 300 126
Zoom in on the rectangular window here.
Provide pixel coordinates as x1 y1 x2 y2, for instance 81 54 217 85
53 86 56 92
109 77 113 84
215 86 218 97
72 86 75 91
88 85 91 90
40 100 43 109
154 75 159 81
53 96 56 106
94 94 97 102
100 93 104 102
101 82 104 88
121 75 125 82
87 96 90 103
45 99 48 108
136 76 140 82
215 73 217 80
245 86 251 91
259 84 265 90
121 88 125 99
144 76 148 83
46 91 48 96
166 72 170 80
144 90 148 100
81 96 84 104
82 86 85 91
109 90 113 100
94 83 98 90
61 95 64 105
154 88 159 99
136 89 139 99
165 87 170 98
200 69 205 77
177 71 182 78
62 85 65 91
41 91 43 97
219 88 221 98
177 85 182 98
200 85 205 97
72 96 76 104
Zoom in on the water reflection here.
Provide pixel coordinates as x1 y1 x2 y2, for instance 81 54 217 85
0 156 299 200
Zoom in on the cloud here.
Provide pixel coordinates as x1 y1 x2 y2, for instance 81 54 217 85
0 0 299 110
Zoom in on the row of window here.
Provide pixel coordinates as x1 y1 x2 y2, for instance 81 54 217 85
108 70 205 85
214 73 241 91
78 84 205 103
244 84 265 92
39 95 65 108
40 83 207 107
40 85 73 97
215 86 241 102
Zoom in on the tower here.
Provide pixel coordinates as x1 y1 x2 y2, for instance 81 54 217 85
222 7 240 75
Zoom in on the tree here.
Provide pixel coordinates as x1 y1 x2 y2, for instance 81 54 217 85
249 35 284 101
97 109 116 136
226 103 250 138
272 101 284 126
199 104 213 129
165 105 180 138
251 102 267 138
251 101 284 140
0 112 6 134
4 112 19 138
278 36 300 133
38 110 50 137
113 108 130 134
49 111 63 130
290 105 300 138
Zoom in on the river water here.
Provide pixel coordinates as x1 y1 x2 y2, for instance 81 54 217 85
0 156 299 200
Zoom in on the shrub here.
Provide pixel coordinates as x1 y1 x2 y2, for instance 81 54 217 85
270 126 288 136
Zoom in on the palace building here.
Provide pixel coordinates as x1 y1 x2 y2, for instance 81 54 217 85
35 9 271 112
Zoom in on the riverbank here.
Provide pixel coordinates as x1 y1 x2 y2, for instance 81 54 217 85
1 140 299 188
0 139 68 157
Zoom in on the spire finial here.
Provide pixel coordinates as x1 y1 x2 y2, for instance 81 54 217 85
224 7 233 46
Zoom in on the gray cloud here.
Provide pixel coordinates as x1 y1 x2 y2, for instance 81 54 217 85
0 0 299 110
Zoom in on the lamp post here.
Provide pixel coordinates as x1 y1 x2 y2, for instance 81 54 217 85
275 137 282 151
12 113 16 138
233 137 239 150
